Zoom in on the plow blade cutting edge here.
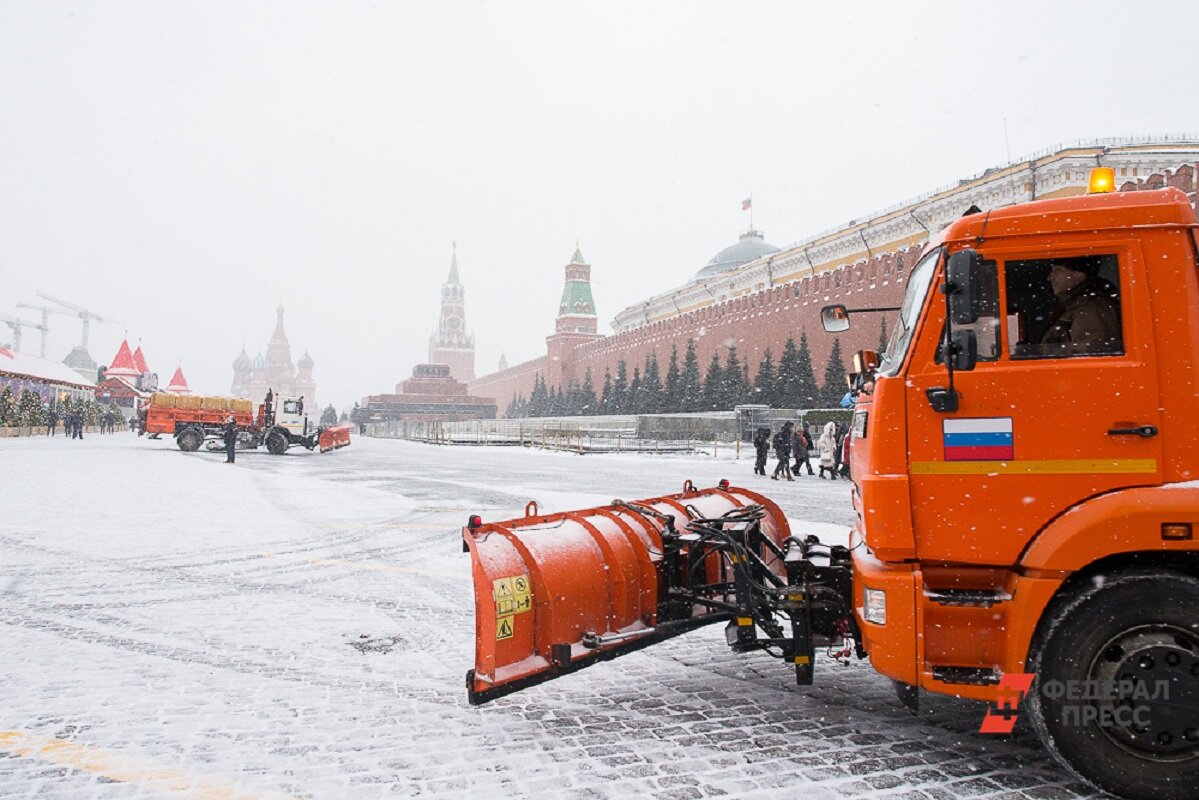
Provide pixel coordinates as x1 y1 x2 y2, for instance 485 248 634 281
318 425 352 452
462 481 796 705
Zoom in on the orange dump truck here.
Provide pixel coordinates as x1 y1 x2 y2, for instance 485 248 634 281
142 391 351 454
462 171 1199 799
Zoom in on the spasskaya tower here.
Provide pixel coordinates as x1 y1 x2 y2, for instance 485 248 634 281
429 243 476 382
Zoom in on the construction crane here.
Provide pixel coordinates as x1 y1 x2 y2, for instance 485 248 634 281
0 315 48 354
13 302 71 357
33 291 122 355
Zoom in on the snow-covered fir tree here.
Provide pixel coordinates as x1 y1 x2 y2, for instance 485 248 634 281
663 345 680 409
678 340 702 412
820 338 847 407
754 348 776 406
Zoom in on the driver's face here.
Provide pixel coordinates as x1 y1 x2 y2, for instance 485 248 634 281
1048 263 1080 295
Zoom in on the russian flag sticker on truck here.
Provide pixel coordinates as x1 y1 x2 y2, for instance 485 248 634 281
943 417 1014 461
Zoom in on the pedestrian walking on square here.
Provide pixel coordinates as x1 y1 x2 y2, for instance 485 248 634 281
818 422 837 479
752 427 770 476
46 409 58 436
792 424 814 475
771 421 794 481
839 430 852 480
223 415 238 463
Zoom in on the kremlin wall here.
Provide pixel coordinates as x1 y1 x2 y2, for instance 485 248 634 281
468 138 1199 414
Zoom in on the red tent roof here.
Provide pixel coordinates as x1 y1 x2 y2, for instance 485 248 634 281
132 345 148 373
107 339 139 377
165 366 191 394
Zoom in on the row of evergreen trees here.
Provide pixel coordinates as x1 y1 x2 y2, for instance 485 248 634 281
0 387 118 428
506 332 862 418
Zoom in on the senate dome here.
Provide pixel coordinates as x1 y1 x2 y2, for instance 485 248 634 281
694 229 780 280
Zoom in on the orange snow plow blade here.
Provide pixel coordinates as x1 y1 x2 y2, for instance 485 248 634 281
463 481 792 705
318 425 352 452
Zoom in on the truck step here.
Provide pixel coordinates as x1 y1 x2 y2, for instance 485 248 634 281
930 666 1001 686
923 588 1010 608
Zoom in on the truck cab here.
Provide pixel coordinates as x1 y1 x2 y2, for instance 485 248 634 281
837 177 1199 798
275 396 311 437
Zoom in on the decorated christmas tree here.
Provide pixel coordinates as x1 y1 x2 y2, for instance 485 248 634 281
0 386 15 425
16 390 46 427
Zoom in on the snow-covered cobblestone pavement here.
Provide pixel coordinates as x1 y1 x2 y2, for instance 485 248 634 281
1 435 1100 798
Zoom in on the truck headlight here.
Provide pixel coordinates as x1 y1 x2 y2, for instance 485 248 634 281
863 587 886 625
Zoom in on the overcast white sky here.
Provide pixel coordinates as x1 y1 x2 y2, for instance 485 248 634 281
3 1 1198 409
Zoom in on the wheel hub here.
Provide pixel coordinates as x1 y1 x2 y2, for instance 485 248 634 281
1090 626 1199 760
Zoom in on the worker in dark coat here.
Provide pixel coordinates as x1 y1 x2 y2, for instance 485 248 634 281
792 424 815 476
223 415 238 463
752 427 770 476
771 421 794 481
263 389 274 427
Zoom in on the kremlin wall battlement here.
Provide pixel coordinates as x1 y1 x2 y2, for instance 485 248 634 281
467 138 1199 415
469 243 919 410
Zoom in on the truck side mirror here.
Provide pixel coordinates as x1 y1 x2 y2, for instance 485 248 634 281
821 304 850 333
951 329 978 371
946 249 982 325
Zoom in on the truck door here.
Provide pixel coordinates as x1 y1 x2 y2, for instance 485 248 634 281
903 239 1163 565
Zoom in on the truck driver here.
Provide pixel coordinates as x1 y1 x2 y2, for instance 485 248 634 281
1038 260 1123 355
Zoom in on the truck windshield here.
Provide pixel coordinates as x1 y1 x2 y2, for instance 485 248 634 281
877 247 941 376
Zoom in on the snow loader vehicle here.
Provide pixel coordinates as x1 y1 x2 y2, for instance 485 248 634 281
462 170 1199 800
142 391 351 455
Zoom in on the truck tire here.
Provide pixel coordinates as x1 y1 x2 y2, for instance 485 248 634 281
266 429 288 456
177 427 204 452
892 679 919 713
1026 570 1199 800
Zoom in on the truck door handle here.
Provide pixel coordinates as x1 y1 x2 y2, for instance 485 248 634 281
1107 425 1158 438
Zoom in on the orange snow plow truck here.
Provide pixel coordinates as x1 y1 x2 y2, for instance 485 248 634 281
462 170 1199 800
142 391 351 454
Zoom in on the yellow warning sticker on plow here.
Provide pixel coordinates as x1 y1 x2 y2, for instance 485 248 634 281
493 576 532 619
512 575 532 612
496 617 514 640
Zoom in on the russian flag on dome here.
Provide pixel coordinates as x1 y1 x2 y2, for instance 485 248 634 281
741 196 752 211
943 417 1014 461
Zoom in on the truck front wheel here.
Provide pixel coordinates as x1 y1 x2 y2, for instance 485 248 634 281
1027 570 1199 800
266 430 288 455
177 427 204 452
